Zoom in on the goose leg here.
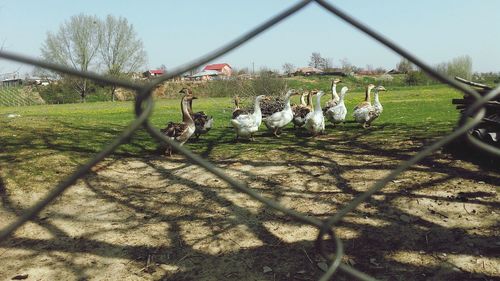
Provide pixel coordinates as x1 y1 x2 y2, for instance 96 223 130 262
273 128 280 138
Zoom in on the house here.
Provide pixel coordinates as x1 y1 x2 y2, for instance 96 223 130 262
143 69 165 78
189 70 220 81
1 78 23 87
202 63 232 77
294 66 323 76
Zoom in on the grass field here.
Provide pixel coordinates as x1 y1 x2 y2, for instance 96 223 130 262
0 85 460 187
1 84 499 281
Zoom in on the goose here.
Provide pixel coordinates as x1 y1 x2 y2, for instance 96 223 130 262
325 86 349 125
230 95 268 141
260 96 285 118
352 84 375 128
323 78 342 112
292 90 314 128
353 84 386 128
263 89 298 137
366 85 386 126
179 88 213 140
161 94 197 156
291 91 307 116
304 90 326 136
297 91 308 108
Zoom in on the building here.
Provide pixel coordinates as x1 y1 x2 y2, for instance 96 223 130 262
143 69 165 78
189 70 220 81
1 78 23 87
294 66 323 76
202 63 232 77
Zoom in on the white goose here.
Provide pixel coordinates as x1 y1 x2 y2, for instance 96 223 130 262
263 89 298 137
325 86 349 125
305 91 326 136
230 95 268 141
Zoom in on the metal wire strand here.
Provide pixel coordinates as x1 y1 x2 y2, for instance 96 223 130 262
0 1 497 280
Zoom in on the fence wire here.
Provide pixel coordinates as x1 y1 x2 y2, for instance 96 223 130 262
1 1 499 280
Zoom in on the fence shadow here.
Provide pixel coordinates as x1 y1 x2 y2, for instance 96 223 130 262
1 118 498 280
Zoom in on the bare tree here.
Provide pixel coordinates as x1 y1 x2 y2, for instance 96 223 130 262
308 52 323 69
41 14 101 102
308 52 334 71
100 15 147 101
339 58 355 75
282 62 295 75
396 58 414 73
321 57 334 70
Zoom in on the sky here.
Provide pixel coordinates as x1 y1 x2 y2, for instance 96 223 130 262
1 0 499 76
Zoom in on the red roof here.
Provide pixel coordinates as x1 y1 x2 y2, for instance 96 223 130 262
203 63 231 71
149 69 165 75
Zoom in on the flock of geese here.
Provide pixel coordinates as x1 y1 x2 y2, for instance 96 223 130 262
161 81 386 155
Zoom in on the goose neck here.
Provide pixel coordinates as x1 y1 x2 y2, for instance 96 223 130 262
253 97 262 115
182 98 194 124
373 91 380 105
332 83 339 101
300 94 306 106
284 92 293 110
314 94 323 112
234 97 240 109
365 87 372 103
307 92 313 107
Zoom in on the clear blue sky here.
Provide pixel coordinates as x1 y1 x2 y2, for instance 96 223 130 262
1 0 499 75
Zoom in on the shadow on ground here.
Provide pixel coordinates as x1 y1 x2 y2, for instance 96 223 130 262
0 120 499 281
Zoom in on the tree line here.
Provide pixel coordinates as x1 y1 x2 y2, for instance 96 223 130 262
281 52 475 86
36 14 485 104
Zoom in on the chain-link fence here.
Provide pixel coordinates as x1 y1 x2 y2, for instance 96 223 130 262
1 1 499 280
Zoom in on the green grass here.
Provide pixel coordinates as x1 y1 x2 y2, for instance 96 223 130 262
0 84 462 191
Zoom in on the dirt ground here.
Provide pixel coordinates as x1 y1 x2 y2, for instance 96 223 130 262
0 138 499 281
